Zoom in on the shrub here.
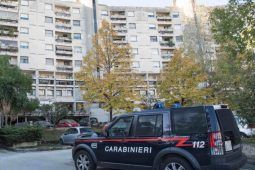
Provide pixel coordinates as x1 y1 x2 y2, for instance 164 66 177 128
0 126 42 147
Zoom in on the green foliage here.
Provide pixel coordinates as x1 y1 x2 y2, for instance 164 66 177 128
0 126 42 146
77 20 139 120
210 0 255 123
0 56 32 116
158 51 215 106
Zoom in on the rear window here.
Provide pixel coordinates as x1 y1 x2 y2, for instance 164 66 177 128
171 107 208 135
215 109 241 145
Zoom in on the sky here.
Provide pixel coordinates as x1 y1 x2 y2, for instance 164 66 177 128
98 0 229 7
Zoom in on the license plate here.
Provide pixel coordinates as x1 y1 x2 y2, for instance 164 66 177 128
225 140 233 151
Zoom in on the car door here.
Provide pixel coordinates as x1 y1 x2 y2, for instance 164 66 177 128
121 114 163 166
64 128 79 144
96 116 134 163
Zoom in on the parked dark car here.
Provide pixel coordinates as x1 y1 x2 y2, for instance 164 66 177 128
79 117 90 127
72 105 246 170
56 119 80 128
34 121 53 128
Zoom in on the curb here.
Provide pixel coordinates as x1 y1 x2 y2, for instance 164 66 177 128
3 146 72 153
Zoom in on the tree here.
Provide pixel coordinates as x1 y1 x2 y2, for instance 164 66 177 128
210 0 255 124
158 50 214 106
0 56 32 127
77 20 139 120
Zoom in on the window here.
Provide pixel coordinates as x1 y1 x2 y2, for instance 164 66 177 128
45 44 53 51
150 36 157 42
39 89 45 96
176 36 183 43
132 48 138 54
73 8 80 14
129 23 136 29
56 90 62 96
45 17 53 23
128 11 135 17
101 10 108 16
20 56 29 64
20 13 29 20
108 117 133 137
46 58 54 65
67 90 73 96
20 27 29 34
172 12 180 18
129 35 137 42
75 60 82 67
66 128 78 134
148 12 155 18
45 3 52 10
172 107 207 135
45 30 53 37
74 46 82 53
21 0 29 6
47 90 54 96
20 42 29 49
149 24 156 30
174 24 182 30
73 33 81 40
135 115 163 137
151 48 159 55
152 61 160 68
132 61 140 68
73 20 80 26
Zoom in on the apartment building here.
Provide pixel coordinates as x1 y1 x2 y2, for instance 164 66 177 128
0 0 95 113
97 4 184 98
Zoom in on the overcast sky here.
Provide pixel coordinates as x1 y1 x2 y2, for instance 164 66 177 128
98 0 229 7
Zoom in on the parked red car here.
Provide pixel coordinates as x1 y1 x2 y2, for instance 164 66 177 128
56 119 79 128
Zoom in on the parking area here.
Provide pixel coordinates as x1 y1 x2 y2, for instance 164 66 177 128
0 149 254 170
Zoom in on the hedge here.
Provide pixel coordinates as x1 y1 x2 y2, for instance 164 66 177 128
0 126 43 147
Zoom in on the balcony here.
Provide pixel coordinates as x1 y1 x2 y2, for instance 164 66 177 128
55 6 71 18
0 40 18 54
56 65 73 72
156 13 171 22
110 11 126 21
0 0 18 11
161 53 173 60
160 40 175 48
55 19 71 31
55 36 72 43
113 27 127 34
0 26 18 38
56 45 73 57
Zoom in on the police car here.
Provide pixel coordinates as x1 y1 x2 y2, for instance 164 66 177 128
72 105 247 170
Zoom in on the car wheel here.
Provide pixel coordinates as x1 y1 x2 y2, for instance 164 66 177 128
160 156 192 170
59 139 64 145
240 132 249 138
74 150 96 170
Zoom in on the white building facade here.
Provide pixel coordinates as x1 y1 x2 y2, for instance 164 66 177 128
0 0 96 113
97 5 184 98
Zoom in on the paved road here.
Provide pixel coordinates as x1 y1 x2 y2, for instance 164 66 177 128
0 149 254 170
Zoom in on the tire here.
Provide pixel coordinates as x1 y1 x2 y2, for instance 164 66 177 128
160 156 193 170
240 132 249 138
59 139 64 145
74 150 96 170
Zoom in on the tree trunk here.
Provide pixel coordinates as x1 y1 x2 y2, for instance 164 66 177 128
109 106 113 121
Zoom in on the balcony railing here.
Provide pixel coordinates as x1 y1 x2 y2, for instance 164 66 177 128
110 15 126 21
0 46 18 53
56 65 73 72
160 41 175 47
161 53 173 60
0 18 18 24
113 40 128 44
0 30 18 38
0 1 18 11
158 29 173 34
55 36 72 43
55 9 71 17
157 16 171 22
55 22 71 31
